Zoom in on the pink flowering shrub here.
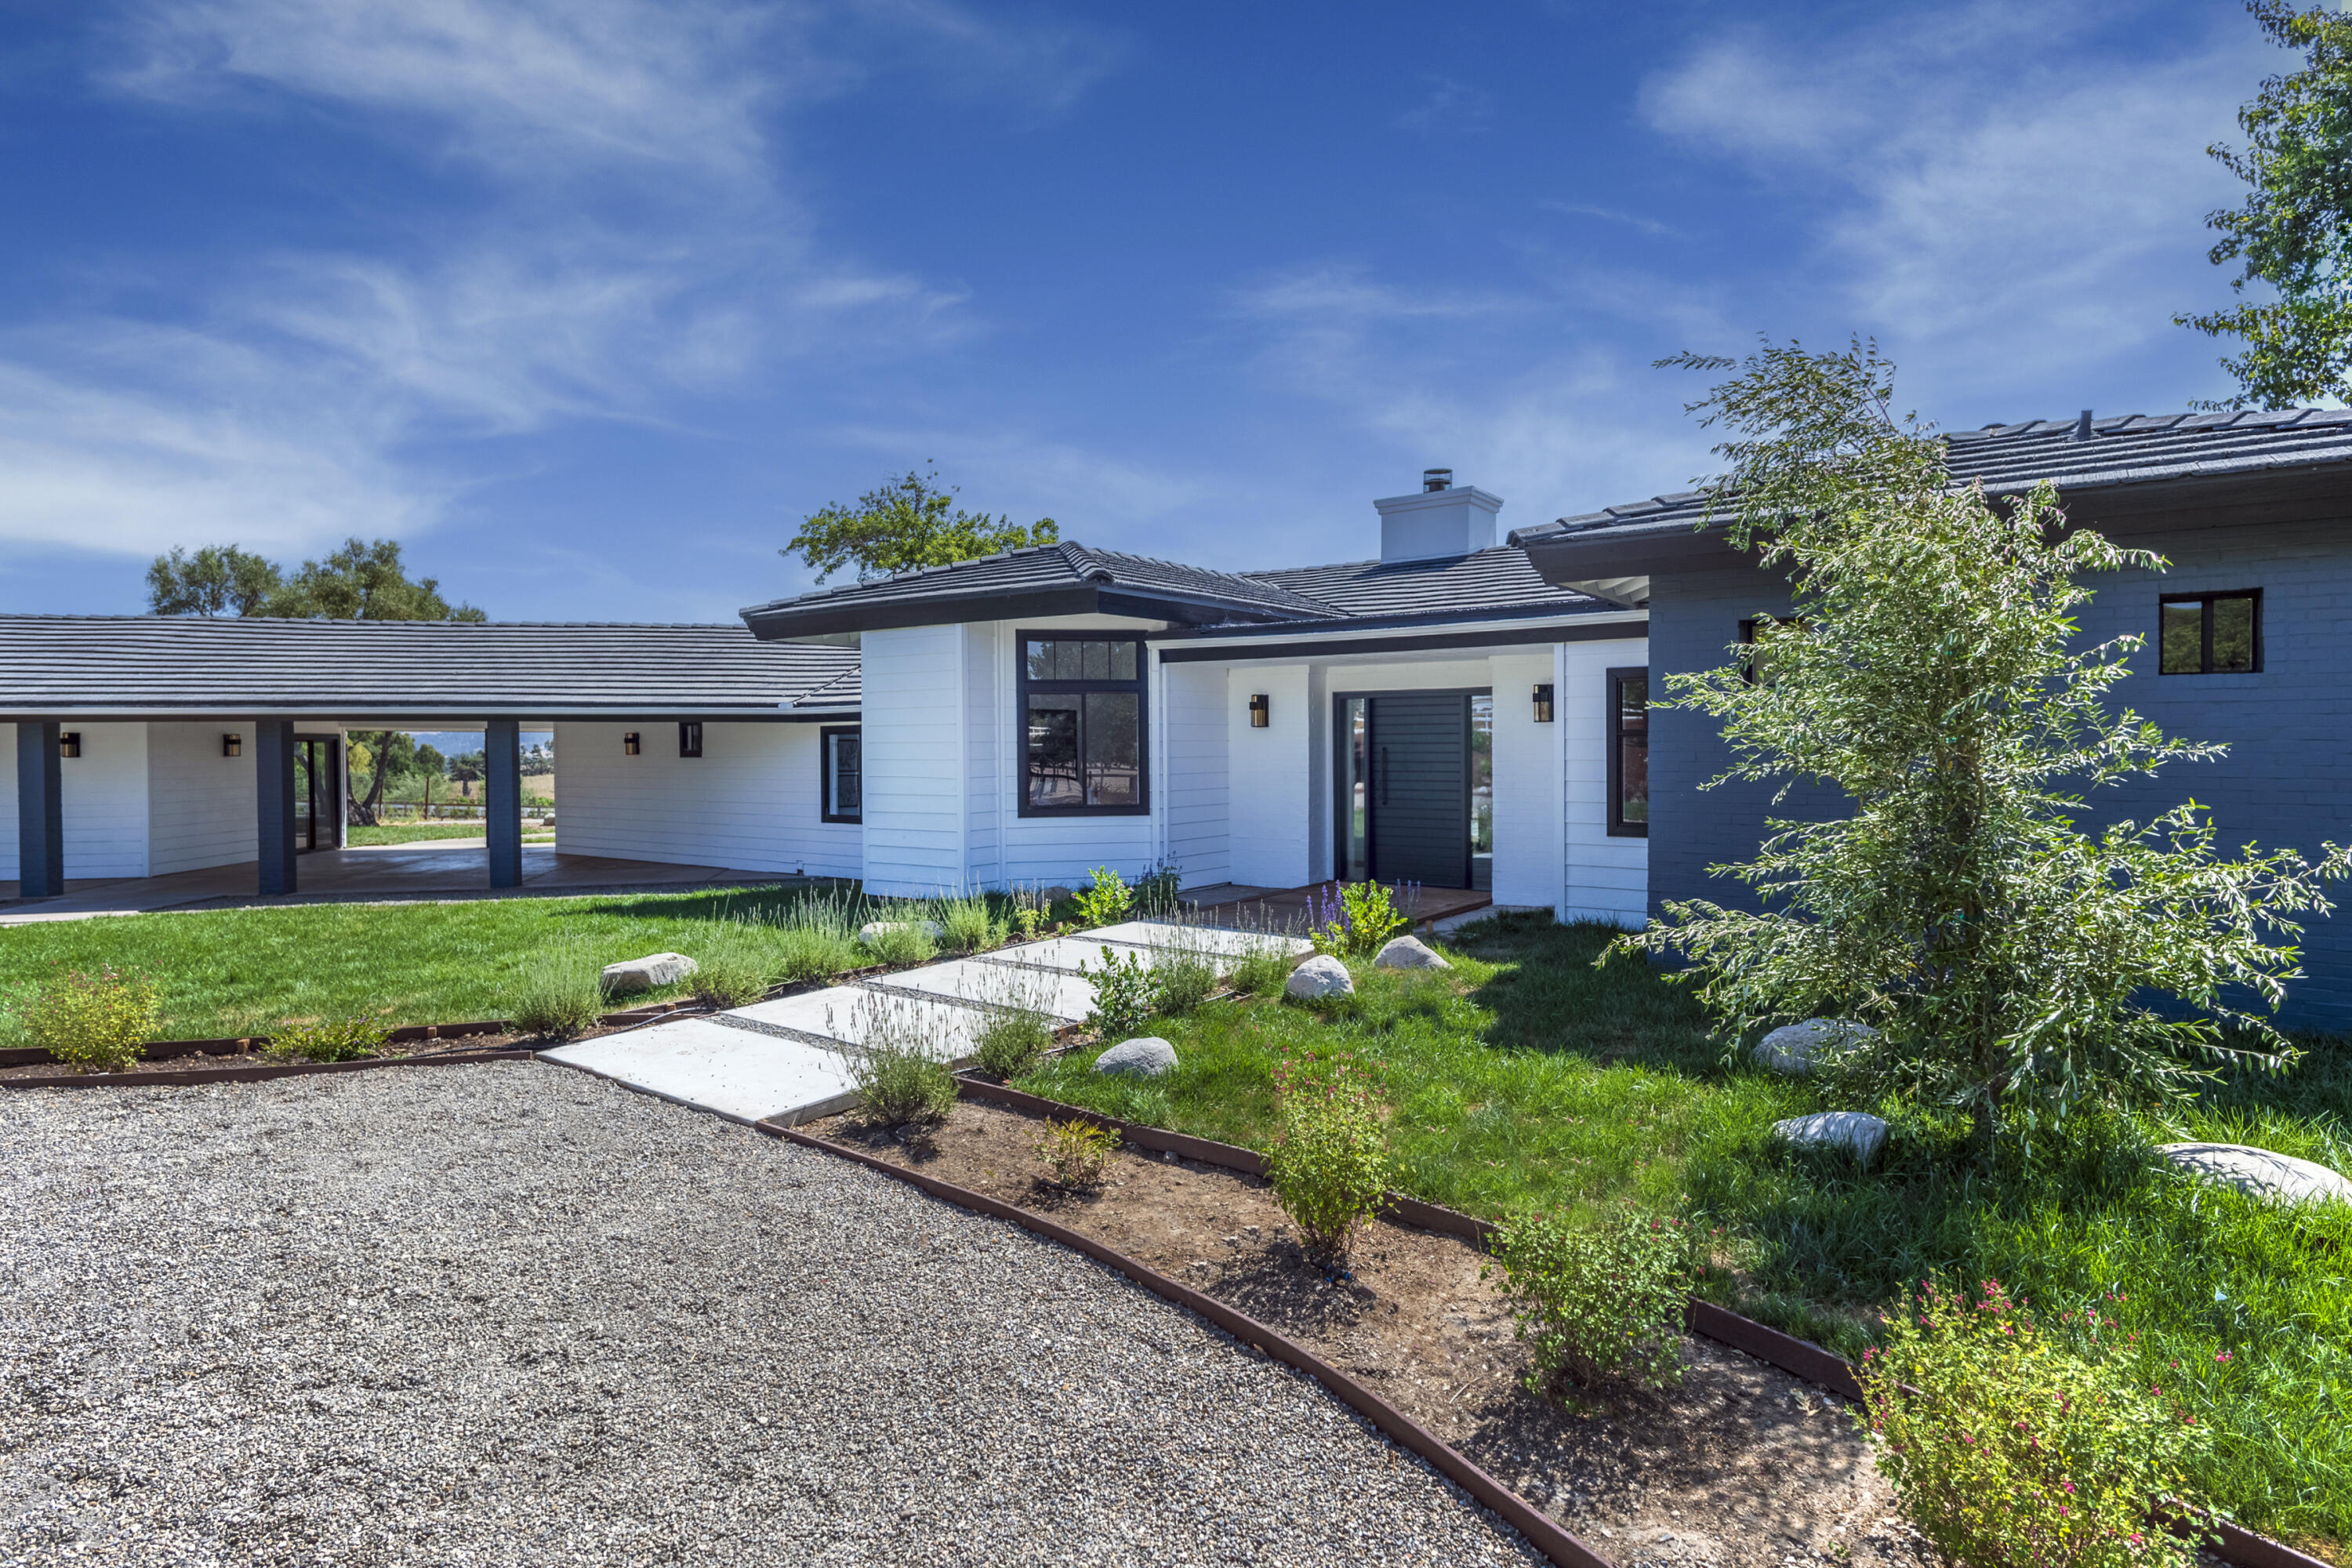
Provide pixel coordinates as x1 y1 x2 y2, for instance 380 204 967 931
1264 1047 1390 1261
1859 1279 2210 1568
1483 1209 1701 1390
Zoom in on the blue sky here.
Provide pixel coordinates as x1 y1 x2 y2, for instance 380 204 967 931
0 1 2284 623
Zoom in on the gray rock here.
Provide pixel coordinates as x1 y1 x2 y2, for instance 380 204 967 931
1286 955 1355 1000
601 952 697 996
858 919 946 945
2158 1142 2352 1207
1373 935 1450 971
1774 1111 1889 1164
1752 1018 1877 1076
1094 1036 1178 1078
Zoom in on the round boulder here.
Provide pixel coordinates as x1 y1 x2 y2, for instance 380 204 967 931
1752 1018 1877 1076
1773 1111 1889 1164
2158 1142 2352 1207
1285 954 1355 1000
600 952 698 996
1373 935 1450 971
1094 1036 1178 1078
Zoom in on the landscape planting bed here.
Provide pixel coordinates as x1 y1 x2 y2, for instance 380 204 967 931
801 1094 1936 1568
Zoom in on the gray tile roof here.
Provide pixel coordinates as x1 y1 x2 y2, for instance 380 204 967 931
740 541 1342 628
1511 407 2352 547
1241 546 1602 625
0 615 860 717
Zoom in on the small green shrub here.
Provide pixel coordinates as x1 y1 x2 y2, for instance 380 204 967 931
771 891 862 980
1011 888 1050 944
1484 1207 1700 1391
691 919 777 1008
975 1005 1055 1080
25 965 159 1073
1264 1047 1390 1261
837 992 959 1127
1071 866 1134 928
1306 880 1413 958
1230 944 1293 998
507 949 604 1040
938 894 1005 953
1147 938 1217 1016
1134 858 1181 917
1858 1280 2210 1568
860 919 938 967
1033 1116 1117 1189
266 1014 390 1063
1079 946 1157 1038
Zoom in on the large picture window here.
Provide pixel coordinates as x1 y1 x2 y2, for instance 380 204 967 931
2160 590 2260 674
1607 666 1648 838
1019 633 1148 815
821 725 862 823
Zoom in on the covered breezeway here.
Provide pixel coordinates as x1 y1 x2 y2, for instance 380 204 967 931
2 616 862 909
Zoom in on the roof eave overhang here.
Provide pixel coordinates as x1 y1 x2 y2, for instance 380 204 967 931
739 585 1317 641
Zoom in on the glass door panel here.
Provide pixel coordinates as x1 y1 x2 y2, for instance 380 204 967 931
1341 697 1370 882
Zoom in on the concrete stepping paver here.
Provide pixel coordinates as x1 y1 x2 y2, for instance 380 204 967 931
540 1018 859 1127
869 957 1097 1023
732 986 989 1062
985 935 1186 975
1081 920 1313 960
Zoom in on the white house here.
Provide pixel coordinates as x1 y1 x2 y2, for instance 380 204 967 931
5 473 1650 926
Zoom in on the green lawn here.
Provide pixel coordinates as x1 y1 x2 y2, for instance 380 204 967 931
0 883 851 1037
345 822 492 845
1018 915 2352 1553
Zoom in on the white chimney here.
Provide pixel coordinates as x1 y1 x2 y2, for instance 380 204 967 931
1374 469 1502 564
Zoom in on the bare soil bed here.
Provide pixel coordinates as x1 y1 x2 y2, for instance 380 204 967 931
808 1097 1940 1568
0 1032 535 1080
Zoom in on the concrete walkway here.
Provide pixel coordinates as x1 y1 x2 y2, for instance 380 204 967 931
0 843 812 924
542 920 1313 1126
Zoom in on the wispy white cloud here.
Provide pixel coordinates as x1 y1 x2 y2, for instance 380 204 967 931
1537 200 1680 238
1637 3 2266 401
1396 74 1493 134
6 0 1114 564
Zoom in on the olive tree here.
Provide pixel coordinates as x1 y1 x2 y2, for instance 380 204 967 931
1621 339 2350 1144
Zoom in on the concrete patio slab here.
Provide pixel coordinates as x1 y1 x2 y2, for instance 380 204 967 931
539 1018 859 1127
869 957 1098 1022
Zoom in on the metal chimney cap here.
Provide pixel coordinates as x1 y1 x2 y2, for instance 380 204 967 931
1422 467 1453 492
2071 409 2094 441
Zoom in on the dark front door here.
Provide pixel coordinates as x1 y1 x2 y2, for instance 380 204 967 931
1336 691 1479 889
292 737 335 854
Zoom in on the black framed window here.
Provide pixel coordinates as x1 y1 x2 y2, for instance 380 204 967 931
822 725 862 823
2160 590 2261 675
1018 633 1148 815
1607 666 1648 838
678 721 703 758
1738 616 1798 686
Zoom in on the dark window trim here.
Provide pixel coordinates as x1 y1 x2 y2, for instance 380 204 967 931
820 724 862 824
1015 630 1151 818
678 720 703 758
1606 666 1649 840
1737 616 1798 686
2158 589 2263 675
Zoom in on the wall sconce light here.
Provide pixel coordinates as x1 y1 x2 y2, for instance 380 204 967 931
59 731 82 758
1247 693 1271 728
1532 683 1555 724
222 733 242 757
678 721 703 758
622 731 641 756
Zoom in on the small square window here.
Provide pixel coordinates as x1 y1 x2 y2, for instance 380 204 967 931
678 721 704 757
2159 591 2261 675
1738 616 1798 685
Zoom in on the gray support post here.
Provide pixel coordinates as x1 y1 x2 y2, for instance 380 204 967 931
255 720 296 896
486 717 522 889
14 721 63 898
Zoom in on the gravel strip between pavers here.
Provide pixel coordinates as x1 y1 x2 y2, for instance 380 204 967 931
0 1064 1547 1567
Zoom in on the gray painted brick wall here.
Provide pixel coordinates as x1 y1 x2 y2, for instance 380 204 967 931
1646 514 2352 1034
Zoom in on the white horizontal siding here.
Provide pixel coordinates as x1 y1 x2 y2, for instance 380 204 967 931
58 723 150 880
1162 660 1229 887
860 626 968 896
554 720 861 877
1560 637 1650 927
146 721 258 877
1226 663 1313 888
1487 653 1559 909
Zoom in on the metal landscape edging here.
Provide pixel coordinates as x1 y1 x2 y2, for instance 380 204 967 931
948 1075 2336 1568
760 1120 1611 1568
0 1047 538 1090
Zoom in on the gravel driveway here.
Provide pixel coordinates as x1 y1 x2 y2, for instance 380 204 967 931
0 1065 1544 1566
